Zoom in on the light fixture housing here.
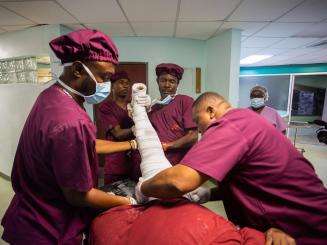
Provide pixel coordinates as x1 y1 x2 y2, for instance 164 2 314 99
240 55 273 65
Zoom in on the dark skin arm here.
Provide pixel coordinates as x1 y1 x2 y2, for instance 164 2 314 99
162 129 198 151
141 164 209 198
110 125 134 141
62 187 130 209
62 140 134 209
95 139 132 154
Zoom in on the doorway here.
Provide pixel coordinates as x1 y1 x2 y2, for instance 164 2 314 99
94 62 148 167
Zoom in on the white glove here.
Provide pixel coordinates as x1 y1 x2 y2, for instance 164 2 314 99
127 103 133 118
185 186 211 204
135 178 149 204
127 196 138 205
134 94 151 107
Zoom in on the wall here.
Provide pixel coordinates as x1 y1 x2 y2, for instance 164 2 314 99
205 29 241 106
112 36 206 99
0 25 61 176
0 84 48 176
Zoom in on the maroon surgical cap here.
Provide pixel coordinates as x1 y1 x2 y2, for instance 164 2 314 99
155 63 184 81
110 71 129 83
49 29 119 65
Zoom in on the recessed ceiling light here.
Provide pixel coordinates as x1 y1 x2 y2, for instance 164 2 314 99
240 55 273 65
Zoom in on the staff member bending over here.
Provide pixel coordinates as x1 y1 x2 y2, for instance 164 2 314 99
138 92 327 245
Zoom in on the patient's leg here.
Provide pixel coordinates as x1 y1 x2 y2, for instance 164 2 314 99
131 83 172 180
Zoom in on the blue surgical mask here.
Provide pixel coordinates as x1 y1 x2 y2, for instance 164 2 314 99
156 95 174 105
250 98 265 109
150 95 174 107
58 62 111 104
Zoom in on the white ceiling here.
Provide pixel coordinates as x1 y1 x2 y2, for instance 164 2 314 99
0 0 326 66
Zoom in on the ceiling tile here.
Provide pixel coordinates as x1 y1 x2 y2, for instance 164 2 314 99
219 21 267 36
229 0 303 21
0 6 34 25
242 36 283 48
62 24 85 31
241 36 248 41
1 1 77 24
133 22 174 37
278 0 327 23
86 22 134 36
176 21 221 40
255 22 313 37
1 25 33 31
240 47 262 58
270 37 320 48
256 48 290 56
282 47 321 57
293 22 327 38
56 0 125 23
179 0 240 21
119 0 178 22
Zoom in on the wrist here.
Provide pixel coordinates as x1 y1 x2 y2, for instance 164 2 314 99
166 142 174 150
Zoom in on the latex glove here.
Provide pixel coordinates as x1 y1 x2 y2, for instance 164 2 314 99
127 103 133 118
127 196 138 205
135 178 150 204
134 94 151 107
185 186 211 204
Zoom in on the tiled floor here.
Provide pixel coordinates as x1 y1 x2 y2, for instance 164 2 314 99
0 135 326 244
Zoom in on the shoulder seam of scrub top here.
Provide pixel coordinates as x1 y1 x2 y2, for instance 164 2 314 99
217 114 251 153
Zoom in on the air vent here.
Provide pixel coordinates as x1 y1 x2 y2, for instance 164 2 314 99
306 39 327 48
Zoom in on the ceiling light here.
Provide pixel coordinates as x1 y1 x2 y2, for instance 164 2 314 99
240 55 273 65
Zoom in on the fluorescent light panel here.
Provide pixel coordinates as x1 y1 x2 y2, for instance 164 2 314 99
240 55 273 65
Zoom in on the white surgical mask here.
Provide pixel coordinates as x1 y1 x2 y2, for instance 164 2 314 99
58 62 111 104
250 98 265 109
151 94 177 106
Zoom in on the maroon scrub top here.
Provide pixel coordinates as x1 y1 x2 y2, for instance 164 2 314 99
98 98 137 184
1 84 98 244
181 108 327 245
148 94 197 165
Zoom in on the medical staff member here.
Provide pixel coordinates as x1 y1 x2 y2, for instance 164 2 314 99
138 92 327 245
98 71 140 184
250 85 287 134
148 63 198 164
1 29 137 245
